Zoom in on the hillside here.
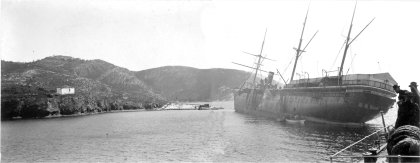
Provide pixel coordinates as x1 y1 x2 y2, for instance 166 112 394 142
2 56 162 97
2 56 252 119
1 56 165 119
135 66 251 101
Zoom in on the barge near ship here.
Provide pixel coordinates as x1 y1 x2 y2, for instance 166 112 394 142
233 5 397 124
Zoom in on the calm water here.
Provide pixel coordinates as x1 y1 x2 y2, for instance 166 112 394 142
1 101 397 162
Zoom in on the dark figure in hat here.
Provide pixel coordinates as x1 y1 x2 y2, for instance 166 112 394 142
393 83 420 128
409 82 420 105
393 84 412 104
387 82 420 161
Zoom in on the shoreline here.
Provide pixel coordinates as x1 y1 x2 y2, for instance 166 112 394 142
3 108 161 121
3 101 231 121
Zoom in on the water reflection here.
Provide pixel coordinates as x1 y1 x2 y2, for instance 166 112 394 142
233 112 386 161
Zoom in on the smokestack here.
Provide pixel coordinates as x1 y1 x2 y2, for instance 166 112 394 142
267 72 274 85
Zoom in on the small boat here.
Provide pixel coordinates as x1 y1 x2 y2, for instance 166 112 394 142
285 118 305 125
197 104 210 110
197 104 224 110
285 115 305 125
209 106 224 110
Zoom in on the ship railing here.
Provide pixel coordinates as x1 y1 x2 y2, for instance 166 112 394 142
342 79 393 92
285 79 393 92
330 110 393 163
329 126 389 162
329 123 420 163
330 155 420 163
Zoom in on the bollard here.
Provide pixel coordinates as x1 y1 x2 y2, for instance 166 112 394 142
363 151 377 163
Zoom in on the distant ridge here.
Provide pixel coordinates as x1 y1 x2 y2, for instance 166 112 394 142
135 66 250 101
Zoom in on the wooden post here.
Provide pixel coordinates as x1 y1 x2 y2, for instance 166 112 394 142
380 111 387 133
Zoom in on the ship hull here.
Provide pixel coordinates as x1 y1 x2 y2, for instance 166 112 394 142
234 85 396 124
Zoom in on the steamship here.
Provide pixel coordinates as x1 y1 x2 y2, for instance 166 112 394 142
233 5 396 124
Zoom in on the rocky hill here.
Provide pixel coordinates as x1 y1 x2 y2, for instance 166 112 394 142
2 56 251 119
135 66 250 101
1 56 165 119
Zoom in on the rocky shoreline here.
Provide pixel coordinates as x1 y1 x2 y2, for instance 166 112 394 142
2 99 163 120
1 86 164 120
7 108 154 120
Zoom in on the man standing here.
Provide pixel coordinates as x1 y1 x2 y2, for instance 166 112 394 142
409 82 420 105
393 83 420 128
393 84 411 104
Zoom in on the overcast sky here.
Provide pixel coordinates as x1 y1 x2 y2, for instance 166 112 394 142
2 0 420 88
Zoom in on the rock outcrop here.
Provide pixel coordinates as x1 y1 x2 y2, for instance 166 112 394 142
0 85 158 119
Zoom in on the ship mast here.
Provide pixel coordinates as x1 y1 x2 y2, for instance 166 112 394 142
337 2 375 81
289 5 318 83
252 29 268 88
338 3 357 79
290 7 309 83
233 29 275 88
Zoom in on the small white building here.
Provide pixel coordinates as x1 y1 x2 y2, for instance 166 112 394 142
57 87 75 95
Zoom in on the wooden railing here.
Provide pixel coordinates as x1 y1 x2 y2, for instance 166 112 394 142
329 124 420 162
342 80 393 92
330 155 420 163
285 79 393 92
